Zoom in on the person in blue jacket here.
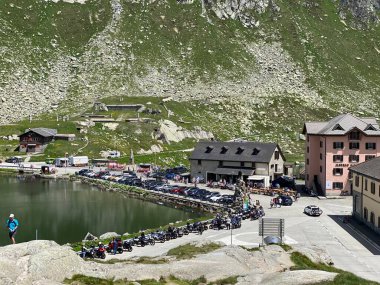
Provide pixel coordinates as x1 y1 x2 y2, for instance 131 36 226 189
6 214 19 244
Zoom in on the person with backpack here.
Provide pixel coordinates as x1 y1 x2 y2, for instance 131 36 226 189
6 214 19 244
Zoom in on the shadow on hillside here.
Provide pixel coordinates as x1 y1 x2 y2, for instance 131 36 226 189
328 215 380 255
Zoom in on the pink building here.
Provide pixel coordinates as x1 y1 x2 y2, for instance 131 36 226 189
303 114 380 196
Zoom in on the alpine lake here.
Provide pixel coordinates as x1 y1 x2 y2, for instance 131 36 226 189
0 175 201 246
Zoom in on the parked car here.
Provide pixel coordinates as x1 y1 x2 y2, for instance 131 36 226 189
304 205 323 216
5 156 23 164
279 195 293 206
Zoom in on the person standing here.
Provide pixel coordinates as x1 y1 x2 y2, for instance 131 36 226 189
6 214 19 244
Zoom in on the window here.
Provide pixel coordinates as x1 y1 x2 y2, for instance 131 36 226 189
220 146 228 154
365 179 368 191
378 217 380 228
349 142 360 149
364 208 368 221
349 155 359 163
365 143 376 150
333 168 343 176
365 155 376 161
306 159 309 165
333 142 344 149
333 182 343 189
349 131 360 140
236 147 244 155
320 153 323 160
371 182 376 194
252 148 260 155
240 162 245 167
333 155 343 162
197 160 202 166
370 212 375 225
320 166 322 173
307 147 309 153
355 176 359 187
218 161 223 167
320 141 323 148
274 151 280 160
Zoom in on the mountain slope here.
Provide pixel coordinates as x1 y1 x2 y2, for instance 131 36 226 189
0 0 379 161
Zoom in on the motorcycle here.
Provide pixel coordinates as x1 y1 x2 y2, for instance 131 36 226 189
151 231 166 243
79 246 95 259
123 239 133 252
94 245 106 259
106 239 123 254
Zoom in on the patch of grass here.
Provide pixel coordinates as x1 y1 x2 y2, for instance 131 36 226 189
167 242 222 260
64 274 116 285
133 256 168 264
290 252 341 273
279 244 292 252
290 252 380 285
239 245 261 252
208 276 239 285
313 272 380 285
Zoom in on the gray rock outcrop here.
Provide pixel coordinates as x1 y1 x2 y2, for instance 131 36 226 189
99 232 120 239
0 240 340 285
0 240 83 285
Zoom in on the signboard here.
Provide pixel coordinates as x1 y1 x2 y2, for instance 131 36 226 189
326 181 332 190
259 218 285 245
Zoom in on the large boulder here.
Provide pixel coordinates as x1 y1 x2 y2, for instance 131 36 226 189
0 240 85 285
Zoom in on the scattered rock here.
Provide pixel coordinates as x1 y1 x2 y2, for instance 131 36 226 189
99 232 121 240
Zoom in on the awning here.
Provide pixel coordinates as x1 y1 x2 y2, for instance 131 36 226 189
27 144 36 146
213 168 254 176
248 175 268 181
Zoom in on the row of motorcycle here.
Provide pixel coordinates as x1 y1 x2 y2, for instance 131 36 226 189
78 221 208 259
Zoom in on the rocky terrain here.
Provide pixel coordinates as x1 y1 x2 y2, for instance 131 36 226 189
0 0 379 131
0 240 338 285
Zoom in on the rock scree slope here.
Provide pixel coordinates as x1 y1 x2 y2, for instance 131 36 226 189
0 0 379 127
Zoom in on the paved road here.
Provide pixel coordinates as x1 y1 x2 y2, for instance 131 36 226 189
104 194 380 283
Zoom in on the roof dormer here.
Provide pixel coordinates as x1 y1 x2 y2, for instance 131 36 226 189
220 146 229 154
236 147 244 155
205 146 214 153
252 148 260 155
332 124 344 131
365 124 377 131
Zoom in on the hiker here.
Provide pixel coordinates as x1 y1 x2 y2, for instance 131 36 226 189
6 214 19 244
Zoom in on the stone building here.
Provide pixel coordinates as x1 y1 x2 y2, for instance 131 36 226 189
349 157 380 233
303 113 380 196
189 141 285 186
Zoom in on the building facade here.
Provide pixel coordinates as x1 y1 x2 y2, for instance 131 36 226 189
349 157 380 234
19 128 57 153
189 141 285 186
303 114 380 196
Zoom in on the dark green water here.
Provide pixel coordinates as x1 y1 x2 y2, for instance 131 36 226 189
0 175 200 246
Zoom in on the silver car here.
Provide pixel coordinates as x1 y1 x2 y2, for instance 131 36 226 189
304 205 323 216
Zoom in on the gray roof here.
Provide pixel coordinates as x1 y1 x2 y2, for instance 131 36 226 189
21 128 57 137
303 114 380 136
189 141 282 163
349 157 380 181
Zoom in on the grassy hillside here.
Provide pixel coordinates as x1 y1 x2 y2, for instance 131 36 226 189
0 0 379 166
